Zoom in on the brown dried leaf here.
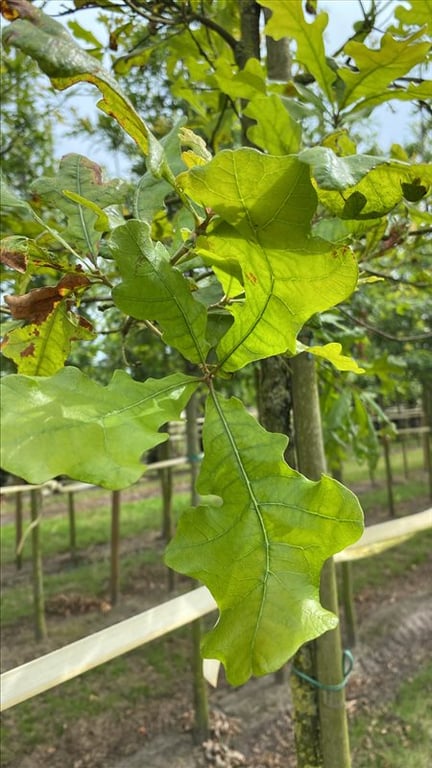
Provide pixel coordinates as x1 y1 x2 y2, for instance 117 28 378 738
5 274 90 323
0 246 26 272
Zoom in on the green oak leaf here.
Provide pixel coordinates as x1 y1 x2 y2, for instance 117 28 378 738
316 162 432 219
244 94 302 154
1 301 94 376
133 118 187 223
0 176 32 214
214 57 267 101
343 79 432 115
178 149 358 371
0 368 199 489
338 31 431 109
395 0 432 34
31 154 127 256
298 342 365 373
298 148 389 190
259 0 337 102
111 221 210 365
2 1 172 180
165 395 363 685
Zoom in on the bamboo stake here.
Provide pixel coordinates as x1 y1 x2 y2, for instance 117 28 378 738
67 491 77 564
15 491 23 570
186 390 209 743
30 489 47 641
110 490 121 606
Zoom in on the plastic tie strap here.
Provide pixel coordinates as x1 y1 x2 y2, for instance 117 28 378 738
292 649 354 692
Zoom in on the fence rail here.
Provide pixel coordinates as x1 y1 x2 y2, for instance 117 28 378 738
1 508 430 713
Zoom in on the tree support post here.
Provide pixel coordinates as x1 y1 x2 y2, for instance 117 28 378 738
68 491 77 564
15 490 23 570
340 561 358 648
110 490 121 606
381 435 395 517
291 352 352 768
186 390 209 743
30 489 47 641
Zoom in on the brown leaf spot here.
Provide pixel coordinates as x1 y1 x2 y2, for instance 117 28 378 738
246 271 258 285
20 343 36 358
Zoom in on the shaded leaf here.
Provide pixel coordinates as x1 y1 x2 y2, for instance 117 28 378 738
133 118 187 223
299 147 388 190
1 302 94 375
166 395 363 685
0 176 32 213
0 369 199 488
31 154 127 255
244 94 301 154
110 221 210 365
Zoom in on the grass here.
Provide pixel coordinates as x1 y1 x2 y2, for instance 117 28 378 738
0 485 191 565
350 662 432 768
342 440 426 486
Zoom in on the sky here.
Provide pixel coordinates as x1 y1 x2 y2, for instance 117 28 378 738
29 0 417 176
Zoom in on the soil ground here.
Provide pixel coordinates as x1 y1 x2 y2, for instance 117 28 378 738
1 479 431 768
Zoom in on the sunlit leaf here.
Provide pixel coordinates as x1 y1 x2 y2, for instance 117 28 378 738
0 369 199 488
316 162 432 219
298 342 365 373
339 31 431 109
259 0 337 102
214 57 266 101
178 149 358 370
394 0 432 35
166 394 363 685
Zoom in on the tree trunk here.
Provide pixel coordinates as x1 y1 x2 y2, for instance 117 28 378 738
291 352 352 768
30 489 47 641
